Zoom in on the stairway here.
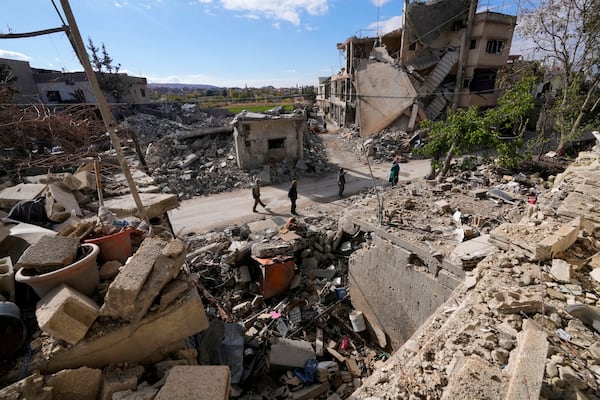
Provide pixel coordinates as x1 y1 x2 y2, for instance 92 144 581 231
425 89 453 120
418 49 459 96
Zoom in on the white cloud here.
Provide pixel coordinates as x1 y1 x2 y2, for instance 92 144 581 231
368 15 402 35
217 0 329 25
0 50 30 61
114 2 124 8
371 0 393 5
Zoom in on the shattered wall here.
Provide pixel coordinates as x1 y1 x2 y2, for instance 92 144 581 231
232 115 306 170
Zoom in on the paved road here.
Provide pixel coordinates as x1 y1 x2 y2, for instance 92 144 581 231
169 133 431 235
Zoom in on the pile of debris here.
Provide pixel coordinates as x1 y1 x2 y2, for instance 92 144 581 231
123 105 331 200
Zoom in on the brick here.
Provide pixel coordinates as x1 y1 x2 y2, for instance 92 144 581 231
100 237 167 319
36 284 99 345
40 285 208 373
155 366 230 400
46 367 102 400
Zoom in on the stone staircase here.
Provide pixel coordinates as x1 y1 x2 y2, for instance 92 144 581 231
425 89 453 120
418 49 459 96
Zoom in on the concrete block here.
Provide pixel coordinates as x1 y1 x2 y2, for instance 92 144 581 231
159 278 191 311
590 268 600 284
46 367 102 400
0 256 15 301
538 224 579 260
100 365 144 400
269 337 316 368
44 183 82 222
155 366 230 400
73 171 96 192
0 183 46 210
504 326 548 399
101 237 167 319
36 284 99 345
434 199 450 213
112 382 158 400
40 286 209 373
128 239 186 322
550 259 572 283
16 235 80 272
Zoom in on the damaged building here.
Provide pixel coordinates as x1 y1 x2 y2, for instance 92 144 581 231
231 111 306 171
318 0 517 136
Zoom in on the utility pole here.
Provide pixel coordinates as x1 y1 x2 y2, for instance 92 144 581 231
451 0 478 112
59 0 151 230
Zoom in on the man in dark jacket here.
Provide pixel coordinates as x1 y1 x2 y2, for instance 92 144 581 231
337 168 346 198
252 178 266 212
288 179 298 215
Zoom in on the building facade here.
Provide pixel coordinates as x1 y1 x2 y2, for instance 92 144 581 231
320 0 517 137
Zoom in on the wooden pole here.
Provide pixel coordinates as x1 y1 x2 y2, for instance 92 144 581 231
59 0 152 233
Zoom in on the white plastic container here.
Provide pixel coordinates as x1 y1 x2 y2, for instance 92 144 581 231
349 310 366 332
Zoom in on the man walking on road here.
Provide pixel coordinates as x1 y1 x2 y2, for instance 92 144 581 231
252 178 267 212
288 179 298 215
337 168 346 198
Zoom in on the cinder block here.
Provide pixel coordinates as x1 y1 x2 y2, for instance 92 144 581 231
269 337 316 368
101 238 167 319
155 366 230 400
0 256 15 301
46 367 102 400
36 284 99 345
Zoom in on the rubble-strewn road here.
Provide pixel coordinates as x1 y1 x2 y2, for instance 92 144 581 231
169 133 431 234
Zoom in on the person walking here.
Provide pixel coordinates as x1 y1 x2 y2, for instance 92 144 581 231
288 179 298 215
337 167 346 198
389 160 400 186
252 178 267 212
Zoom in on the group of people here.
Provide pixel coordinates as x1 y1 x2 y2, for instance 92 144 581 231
251 157 401 215
252 178 298 215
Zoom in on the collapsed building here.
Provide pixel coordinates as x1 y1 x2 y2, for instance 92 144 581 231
317 0 517 136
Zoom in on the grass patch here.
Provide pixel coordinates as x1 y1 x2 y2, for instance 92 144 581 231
227 104 288 114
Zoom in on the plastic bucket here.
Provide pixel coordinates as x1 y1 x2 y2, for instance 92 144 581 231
15 243 100 298
335 287 347 299
349 310 366 332
0 301 27 358
84 228 132 264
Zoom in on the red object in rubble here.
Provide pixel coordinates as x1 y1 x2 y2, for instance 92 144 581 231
339 336 350 350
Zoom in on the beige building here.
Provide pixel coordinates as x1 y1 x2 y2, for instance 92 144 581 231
231 112 306 170
0 57 148 105
321 0 517 137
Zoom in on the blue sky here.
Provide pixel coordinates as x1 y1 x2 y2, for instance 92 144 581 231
1 0 523 88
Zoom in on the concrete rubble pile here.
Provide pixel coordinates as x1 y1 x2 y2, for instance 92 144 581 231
347 146 600 399
124 105 330 200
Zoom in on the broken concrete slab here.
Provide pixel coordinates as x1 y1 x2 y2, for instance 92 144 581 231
155 366 231 400
504 325 548 399
44 183 83 222
103 192 179 219
99 366 145 400
449 235 498 270
36 284 99 345
40 286 208 373
550 259 572 283
251 242 295 258
0 183 46 210
269 337 316 368
112 382 158 400
46 367 102 400
440 355 504 400
0 372 52 400
100 237 167 319
15 235 80 272
128 239 186 322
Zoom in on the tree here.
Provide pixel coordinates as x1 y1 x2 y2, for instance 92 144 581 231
418 75 536 175
86 38 131 102
519 0 600 152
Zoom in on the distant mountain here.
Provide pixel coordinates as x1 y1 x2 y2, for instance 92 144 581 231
147 83 223 90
